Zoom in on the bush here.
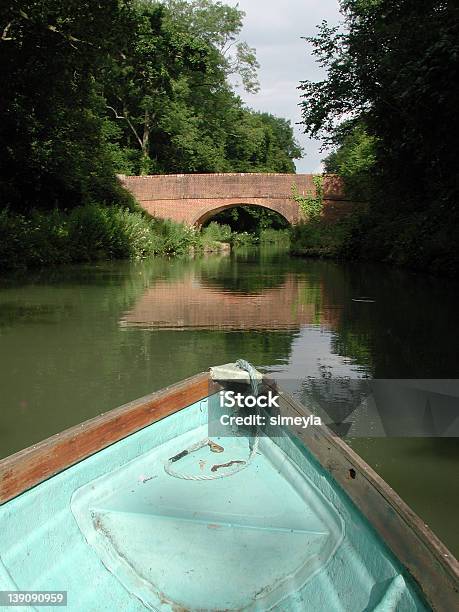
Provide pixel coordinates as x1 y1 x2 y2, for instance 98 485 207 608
231 231 258 247
345 207 459 275
150 218 201 256
259 228 290 245
201 222 232 243
290 215 358 258
0 209 27 269
0 205 201 270
66 205 156 261
108 208 156 258
0 208 70 269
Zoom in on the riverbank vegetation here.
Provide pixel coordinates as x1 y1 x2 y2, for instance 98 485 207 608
290 216 357 259
201 220 290 249
0 206 207 268
289 173 358 258
0 0 301 270
298 0 459 274
0 205 291 270
201 205 291 248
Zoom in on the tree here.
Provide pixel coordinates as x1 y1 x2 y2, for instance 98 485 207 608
104 1 301 175
299 0 459 212
323 121 376 200
103 2 212 174
103 0 262 175
0 0 131 211
162 0 260 93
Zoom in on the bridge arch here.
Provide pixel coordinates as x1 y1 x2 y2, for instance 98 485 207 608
192 201 291 227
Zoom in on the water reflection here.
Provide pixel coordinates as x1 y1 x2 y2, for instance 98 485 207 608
120 259 340 331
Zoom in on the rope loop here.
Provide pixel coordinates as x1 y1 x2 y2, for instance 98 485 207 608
164 360 262 481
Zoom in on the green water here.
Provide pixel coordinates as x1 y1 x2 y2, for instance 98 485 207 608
0 247 458 555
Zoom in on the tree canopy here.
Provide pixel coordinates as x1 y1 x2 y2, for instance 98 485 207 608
300 0 459 272
300 0 459 212
104 0 301 175
0 0 130 211
0 0 302 213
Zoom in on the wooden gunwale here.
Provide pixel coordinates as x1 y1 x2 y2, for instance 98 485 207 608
0 372 219 506
265 379 459 611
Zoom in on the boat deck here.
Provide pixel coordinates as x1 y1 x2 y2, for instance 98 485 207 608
0 395 429 611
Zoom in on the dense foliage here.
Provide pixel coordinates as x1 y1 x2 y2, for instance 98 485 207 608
201 219 290 247
290 216 358 259
104 0 302 175
209 205 289 233
299 0 459 273
0 0 132 212
322 123 376 201
0 205 230 269
0 0 301 220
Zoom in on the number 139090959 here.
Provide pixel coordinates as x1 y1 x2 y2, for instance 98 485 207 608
0 591 67 607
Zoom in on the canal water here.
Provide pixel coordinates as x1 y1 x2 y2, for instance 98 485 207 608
0 247 458 554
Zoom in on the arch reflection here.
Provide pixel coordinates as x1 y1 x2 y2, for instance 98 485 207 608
120 264 340 332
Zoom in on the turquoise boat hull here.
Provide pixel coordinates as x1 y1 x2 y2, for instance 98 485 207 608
0 372 457 610
0 375 455 612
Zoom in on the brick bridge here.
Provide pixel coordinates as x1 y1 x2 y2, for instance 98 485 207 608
119 173 351 226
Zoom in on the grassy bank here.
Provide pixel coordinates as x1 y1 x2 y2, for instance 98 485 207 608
0 206 224 271
0 209 293 272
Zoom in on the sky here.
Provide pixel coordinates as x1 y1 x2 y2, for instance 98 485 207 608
233 0 342 172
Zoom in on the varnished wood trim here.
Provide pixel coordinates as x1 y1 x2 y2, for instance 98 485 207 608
0 372 218 505
266 380 459 611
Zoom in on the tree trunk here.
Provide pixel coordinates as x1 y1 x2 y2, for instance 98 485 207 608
140 109 150 175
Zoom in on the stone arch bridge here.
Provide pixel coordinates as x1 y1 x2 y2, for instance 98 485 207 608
119 173 351 226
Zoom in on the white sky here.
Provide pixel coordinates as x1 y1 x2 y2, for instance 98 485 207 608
233 0 342 172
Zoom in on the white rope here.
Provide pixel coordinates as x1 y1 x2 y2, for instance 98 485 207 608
164 360 261 481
